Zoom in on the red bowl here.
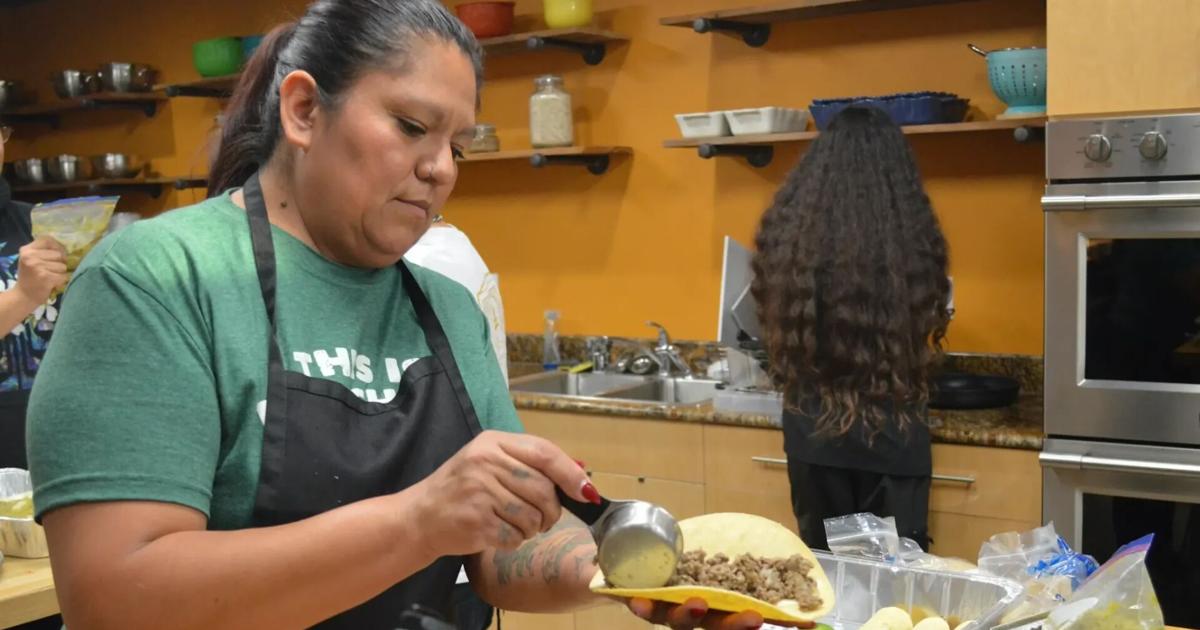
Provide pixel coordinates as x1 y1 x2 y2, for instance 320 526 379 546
456 2 516 39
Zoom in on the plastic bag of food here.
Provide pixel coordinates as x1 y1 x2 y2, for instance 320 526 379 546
30 195 118 272
1045 535 1163 630
978 523 1098 623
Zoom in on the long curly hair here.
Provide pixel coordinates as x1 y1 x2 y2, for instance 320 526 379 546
751 106 951 440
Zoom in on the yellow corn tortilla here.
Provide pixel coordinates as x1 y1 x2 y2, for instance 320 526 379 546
590 512 836 623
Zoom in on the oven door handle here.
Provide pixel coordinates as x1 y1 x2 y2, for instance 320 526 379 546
1043 192 1200 211
1041 451 1200 478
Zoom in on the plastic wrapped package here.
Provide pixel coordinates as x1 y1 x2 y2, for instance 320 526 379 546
825 513 976 572
977 523 1098 623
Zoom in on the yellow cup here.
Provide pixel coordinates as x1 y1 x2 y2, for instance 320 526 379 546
543 0 593 29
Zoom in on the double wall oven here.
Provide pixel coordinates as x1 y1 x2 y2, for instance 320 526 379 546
1042 112 1200 626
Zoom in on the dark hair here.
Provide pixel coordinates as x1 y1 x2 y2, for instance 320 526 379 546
751 106 951 441
208 0 484 197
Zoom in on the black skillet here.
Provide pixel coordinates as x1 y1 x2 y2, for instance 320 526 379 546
930 372 1021 409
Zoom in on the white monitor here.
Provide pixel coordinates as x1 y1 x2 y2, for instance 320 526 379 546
717 236 761 348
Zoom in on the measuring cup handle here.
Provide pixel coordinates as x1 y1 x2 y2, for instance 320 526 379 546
556 487 609 526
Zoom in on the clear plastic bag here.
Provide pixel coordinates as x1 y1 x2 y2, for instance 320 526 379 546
30 195 118 272
1045 535 1163 630
978 522 1097 623
824 512 977 572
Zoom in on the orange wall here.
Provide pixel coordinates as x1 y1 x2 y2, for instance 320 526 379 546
0 0 1047 355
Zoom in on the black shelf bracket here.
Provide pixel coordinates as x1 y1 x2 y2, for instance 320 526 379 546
698 143 774 168
1013 125 1045 144
165 85 232 98
6 113 60 128
91 182 166 198
526 36 607 65
84 98 159 118
530 153 612 175
174 178 209 190
692 18 771 48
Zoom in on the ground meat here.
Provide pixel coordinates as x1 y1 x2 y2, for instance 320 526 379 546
667 550 823 611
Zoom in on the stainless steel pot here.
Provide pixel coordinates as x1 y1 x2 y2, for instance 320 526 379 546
46 154 87 182
91 153 144 179
97 63 157 93
13 158 46 184
51 70 100 99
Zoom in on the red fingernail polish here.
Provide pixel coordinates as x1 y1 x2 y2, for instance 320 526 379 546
689 608 706 619
574 459 587 469
581 482 602 505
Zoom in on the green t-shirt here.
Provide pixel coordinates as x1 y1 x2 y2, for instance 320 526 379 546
26 192 521 529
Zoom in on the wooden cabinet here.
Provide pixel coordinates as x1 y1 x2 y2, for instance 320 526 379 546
1048 0 1200 116
587 472 706 521
928 444 1042 560
702 424 797 533
518 409 705 483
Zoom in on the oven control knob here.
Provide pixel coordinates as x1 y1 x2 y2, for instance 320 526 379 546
1084 134 1113 162
1138 132 1168 160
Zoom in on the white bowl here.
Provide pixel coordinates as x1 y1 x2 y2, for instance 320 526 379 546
674 111 731 139
724 107 810 136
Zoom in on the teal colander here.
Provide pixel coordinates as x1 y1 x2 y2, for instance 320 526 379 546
969 44 1047 117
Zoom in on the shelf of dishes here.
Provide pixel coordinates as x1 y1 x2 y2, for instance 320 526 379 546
6 154 206 198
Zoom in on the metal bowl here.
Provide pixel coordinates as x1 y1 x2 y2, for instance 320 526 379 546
12 158 46 184
90 153 144 179
51 70 100 99
97 63 157 93
45 154 88 183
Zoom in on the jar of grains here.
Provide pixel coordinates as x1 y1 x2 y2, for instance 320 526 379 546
529 74 574 148
469 123 500 153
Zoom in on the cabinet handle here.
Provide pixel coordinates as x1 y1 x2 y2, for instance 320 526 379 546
751 456 788 467
932 473 976 485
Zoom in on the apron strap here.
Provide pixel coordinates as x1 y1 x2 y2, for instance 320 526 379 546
242 172 290 505
399 262 484 436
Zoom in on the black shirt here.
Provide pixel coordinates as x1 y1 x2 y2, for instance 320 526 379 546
0 177 58 468
782 396 932 476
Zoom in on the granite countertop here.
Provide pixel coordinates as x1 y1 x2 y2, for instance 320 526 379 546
509 373 1043 451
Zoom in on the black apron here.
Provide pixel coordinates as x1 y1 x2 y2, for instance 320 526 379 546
242 173 483 628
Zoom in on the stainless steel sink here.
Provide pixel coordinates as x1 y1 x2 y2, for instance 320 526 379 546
508 371 649 397
599 378 724 404
509 371 723 406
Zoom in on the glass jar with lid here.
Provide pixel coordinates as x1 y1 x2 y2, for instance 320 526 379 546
529 74 574 148
468 123 500 153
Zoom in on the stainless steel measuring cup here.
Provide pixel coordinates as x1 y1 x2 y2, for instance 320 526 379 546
557 487 684 589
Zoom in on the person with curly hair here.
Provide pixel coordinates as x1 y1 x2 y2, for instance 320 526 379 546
752 106 951 551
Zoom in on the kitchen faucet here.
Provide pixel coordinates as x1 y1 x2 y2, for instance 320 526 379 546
646 321 694 378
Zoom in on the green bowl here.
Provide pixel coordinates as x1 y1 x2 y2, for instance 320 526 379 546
193 37 243 78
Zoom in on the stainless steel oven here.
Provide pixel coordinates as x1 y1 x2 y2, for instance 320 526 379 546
1042 112 1200 626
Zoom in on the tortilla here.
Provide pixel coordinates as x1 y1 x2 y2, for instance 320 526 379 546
589 513 836 623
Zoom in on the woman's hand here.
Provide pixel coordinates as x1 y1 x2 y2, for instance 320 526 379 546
410 430 594 558
14 237 69 305
628 597 809 630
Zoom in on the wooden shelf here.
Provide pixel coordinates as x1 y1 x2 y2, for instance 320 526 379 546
12 176 207 198
4 92 166 125
159 74 239 98
480 27 627 65
661 0 982 47
461 145 631 174
664 118 1046 166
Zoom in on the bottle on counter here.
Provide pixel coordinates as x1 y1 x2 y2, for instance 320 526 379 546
530 74 574 148
542 309 562 370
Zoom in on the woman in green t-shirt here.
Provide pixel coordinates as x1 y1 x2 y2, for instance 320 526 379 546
25 2 768 629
